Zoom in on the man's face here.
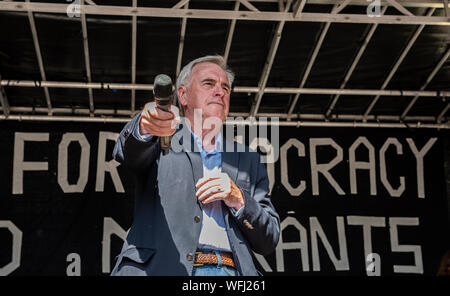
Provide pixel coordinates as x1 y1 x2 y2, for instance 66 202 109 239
178 62 231 124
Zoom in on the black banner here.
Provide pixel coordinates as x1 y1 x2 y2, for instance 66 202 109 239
0 120 448 276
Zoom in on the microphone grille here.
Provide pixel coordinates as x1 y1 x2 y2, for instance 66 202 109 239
154 74 173 98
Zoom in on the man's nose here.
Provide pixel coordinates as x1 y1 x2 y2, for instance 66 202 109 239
213 84 225 96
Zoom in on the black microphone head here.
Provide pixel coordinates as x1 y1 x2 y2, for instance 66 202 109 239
153 74 173 99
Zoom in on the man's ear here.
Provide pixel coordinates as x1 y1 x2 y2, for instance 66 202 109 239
177 85 188 107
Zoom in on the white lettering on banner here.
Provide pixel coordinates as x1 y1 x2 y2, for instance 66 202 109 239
276 216 422 274
13 132 49 195
0 221 22 276
58 133 90 193
380 138 405 197
96 132 124 193
66 253 81 276
0 216 424 275
406 138 437 199
389 217 423 274
310 138 345 196
9 133 436 198
346 216 386 267
310 216 349 271
276 216 309 272
349 137 376 196
102 217 128 273
249 137 275 195
253 253 273 272
279 137 434 198
280 139 306 196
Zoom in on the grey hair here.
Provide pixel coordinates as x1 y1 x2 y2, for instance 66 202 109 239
176 55 235 90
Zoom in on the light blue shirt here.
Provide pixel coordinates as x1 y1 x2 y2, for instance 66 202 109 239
189 129 232 252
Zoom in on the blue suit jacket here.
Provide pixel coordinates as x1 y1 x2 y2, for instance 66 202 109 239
111 115 280 276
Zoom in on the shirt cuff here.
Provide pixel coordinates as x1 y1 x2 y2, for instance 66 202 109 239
235 206 245 216
229 204 245 217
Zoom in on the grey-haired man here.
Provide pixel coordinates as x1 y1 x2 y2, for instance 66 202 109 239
111 55 280 276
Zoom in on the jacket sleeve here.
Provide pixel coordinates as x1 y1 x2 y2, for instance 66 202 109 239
231 152 280 256
113 113 160 173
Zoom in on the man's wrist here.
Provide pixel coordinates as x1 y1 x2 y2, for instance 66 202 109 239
232 187 245 211
233 202 244 212
137 116 152 140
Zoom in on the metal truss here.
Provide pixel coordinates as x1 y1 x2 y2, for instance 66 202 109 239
0 111 448 129
325 6 389 118
250 0 294 117
2 79 448 97
363 7 437 120
25 0 52 115
130 0 137 114
224 1 240 63
0 1 449 25
286 3 339 119
81 0 94 116
0 0 449 129
0 75 9 117
1 77 449 127
402 48 450 120
1 79 449 128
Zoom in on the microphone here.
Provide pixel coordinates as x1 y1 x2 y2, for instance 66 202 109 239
153 74 175 155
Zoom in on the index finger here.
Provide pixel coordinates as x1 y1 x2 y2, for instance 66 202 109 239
195 176 220 188
144 102 174 121
143 101 157 116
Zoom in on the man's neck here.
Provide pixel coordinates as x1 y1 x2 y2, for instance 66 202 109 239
202 135 216 153
188 122 221 153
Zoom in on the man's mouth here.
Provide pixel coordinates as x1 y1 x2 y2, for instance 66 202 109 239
208 101 224 107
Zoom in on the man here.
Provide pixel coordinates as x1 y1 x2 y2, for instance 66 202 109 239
111 55 280 276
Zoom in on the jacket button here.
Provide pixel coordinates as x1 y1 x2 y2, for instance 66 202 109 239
186 253 194 261
194 216 201 223
124 129 130 137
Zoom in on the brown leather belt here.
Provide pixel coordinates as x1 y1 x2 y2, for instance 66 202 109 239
194 251 235 269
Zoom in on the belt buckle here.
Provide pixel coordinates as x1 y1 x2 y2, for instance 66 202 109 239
193 251 204 267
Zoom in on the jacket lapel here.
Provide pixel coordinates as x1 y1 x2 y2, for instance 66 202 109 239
172 125 204 207
221 139 239 184
186 151 203 187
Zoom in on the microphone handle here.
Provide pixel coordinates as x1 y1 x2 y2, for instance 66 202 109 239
155 98 172 155
160 135 171 155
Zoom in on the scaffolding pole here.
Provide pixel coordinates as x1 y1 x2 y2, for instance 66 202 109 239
0 2 448 26
2 80 448 98
1 113 448 129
